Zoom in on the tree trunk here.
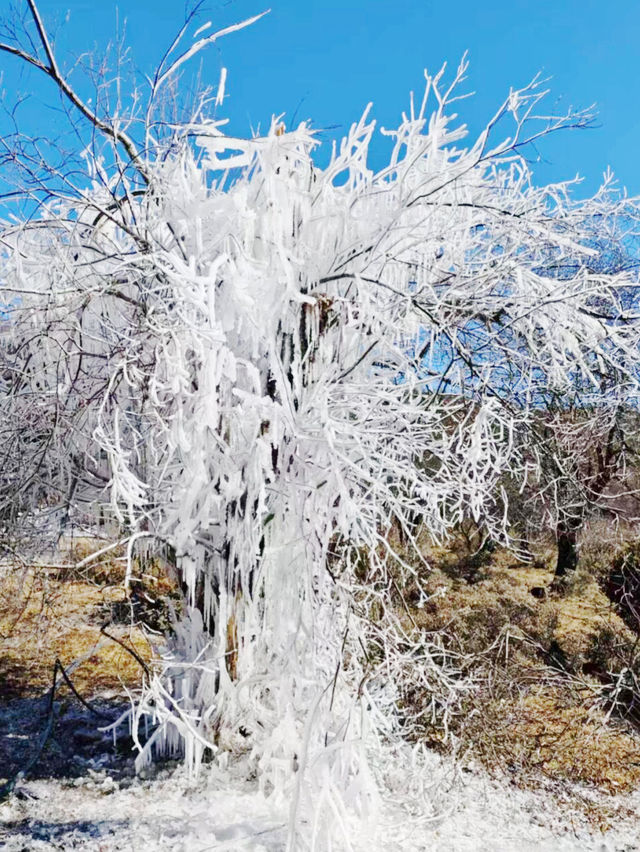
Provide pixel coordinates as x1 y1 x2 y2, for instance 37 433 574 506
554 519 580 577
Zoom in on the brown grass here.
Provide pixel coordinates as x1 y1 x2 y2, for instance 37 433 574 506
465 684 640 794
0 559 153 701
391 527 640 802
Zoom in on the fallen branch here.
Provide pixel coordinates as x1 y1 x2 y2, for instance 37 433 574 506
0 647 111 802
101 623 150 677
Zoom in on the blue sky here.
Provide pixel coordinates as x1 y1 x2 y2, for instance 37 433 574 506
0 0 638 197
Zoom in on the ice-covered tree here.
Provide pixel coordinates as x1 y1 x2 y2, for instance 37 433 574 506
1 3 640 846
517 217 640 578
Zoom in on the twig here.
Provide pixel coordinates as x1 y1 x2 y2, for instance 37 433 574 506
101 623 150 676
0 654 110 802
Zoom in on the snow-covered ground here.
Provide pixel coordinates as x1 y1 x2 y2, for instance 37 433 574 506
1 691 638 850
2 753 639 851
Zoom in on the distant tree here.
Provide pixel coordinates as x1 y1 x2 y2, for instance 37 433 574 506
528 396 635 578
515 217 640 579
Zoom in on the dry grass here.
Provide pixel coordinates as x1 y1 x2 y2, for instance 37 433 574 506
391 526 640 803
0 550 155 702
465 685 640 794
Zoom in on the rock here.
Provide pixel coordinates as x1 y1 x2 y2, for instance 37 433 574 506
99 776 117 794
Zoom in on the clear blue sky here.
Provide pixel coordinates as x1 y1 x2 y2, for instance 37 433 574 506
1 0 638 197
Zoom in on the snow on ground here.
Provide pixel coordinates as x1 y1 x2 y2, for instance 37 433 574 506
2 751 639 851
